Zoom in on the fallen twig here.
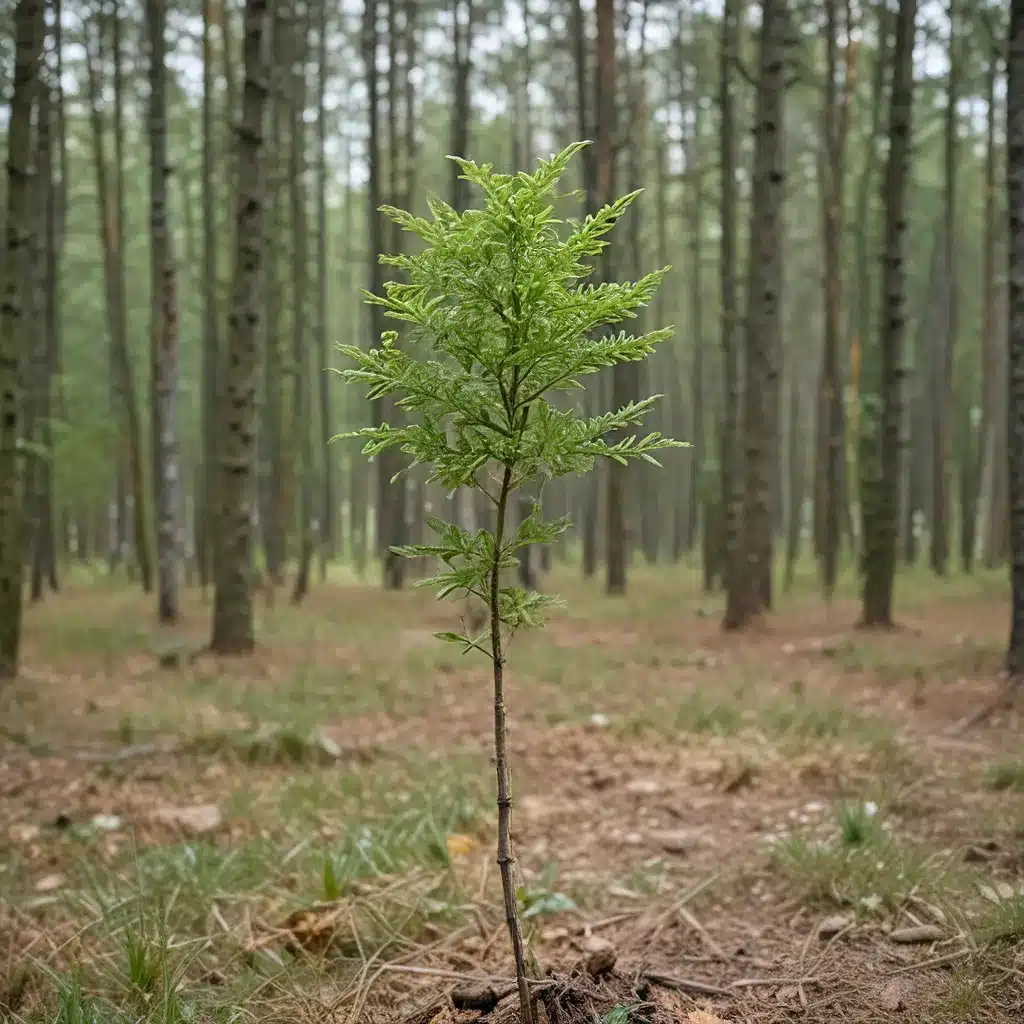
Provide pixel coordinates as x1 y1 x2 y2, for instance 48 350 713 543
886 950 971 975
677 906 726 959
643 971 724 996
730 976 821 989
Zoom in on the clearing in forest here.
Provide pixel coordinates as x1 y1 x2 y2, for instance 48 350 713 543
1 565 1022 1023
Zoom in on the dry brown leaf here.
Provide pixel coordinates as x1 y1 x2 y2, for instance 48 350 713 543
445 833 477 858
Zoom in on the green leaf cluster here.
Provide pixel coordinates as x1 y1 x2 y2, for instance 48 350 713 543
334 142 685 652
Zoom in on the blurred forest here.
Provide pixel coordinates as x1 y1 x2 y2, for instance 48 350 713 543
0 0 1016 667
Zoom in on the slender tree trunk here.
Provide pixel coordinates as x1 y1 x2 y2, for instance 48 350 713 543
597 0 628 595
32 33 61 602
978 39 1001 568
290 0 315 604
262 15 286 587
0 0 43 680
22 74 48 592
446 0 475 564
211 0 271 654
848 3 889 570
315 0 335 576
931 0 958 576
817 0 854 597
146 0 182 624
485 468 536 1024
85 5 153 593
861 0 917 627
1007 0 1024 671
719 0 742 608
725 0 787 628
199 0 221 590
688 94 705 561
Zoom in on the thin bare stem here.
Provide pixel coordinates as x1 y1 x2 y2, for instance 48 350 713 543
490 462 534 1024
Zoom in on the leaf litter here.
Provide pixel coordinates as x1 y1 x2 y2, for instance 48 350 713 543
2 583 1024 1021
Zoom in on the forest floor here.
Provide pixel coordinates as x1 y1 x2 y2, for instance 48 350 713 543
1 562 1023 1024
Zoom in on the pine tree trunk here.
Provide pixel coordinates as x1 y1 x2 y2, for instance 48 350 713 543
0 0 43 680
817 0 853 598
24 65 52 605
199 0 221 590
718 0 742 608
84 6 153 594
146 0 182 624
726 0 786 628
211 0 271 654
1007 0 1024 671
290 0 315 605
861 0 917 627
262 23 286 586
315 0 335 575
597 0 628 595
978 39 1000 568
930 0 958 576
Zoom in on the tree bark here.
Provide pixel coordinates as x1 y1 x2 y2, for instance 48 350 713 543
861 0 917 627
315 0 335 576
718 0 742 609
597 0 628 595
978 34 1001 568
290 0 315 605
0 0 43 680
930 0 958 576
1007 0 1024 671
199 0 221 590
211 0 271 654
84 4 153 593
146 0 182 624
816 0 854 598
725 0 787 628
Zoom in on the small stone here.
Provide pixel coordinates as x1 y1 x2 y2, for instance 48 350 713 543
817 914 853 939
581 935 617 976
451 983 499 1012
151 803 222 835
649 828 699 855
626 779 663 796
34 873 65 893
9 823 40 843
878 977 907 1011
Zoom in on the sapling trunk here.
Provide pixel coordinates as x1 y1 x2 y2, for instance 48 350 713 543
490 464 535 1024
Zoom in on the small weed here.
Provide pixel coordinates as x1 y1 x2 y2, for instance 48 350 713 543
771 803 963 914
984 760 1024 793
936 966 987 1022
603 1006 632 1024
123 925 159 995
837 801 881 846
518 863 578 919
976 889 1024 944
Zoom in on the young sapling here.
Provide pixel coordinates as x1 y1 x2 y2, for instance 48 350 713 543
334 142 683 1024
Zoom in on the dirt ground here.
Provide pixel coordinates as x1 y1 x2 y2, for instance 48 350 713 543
1 564 1022 1023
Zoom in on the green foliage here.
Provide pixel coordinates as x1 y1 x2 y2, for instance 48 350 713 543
516 862 578 919
335 143 682 645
